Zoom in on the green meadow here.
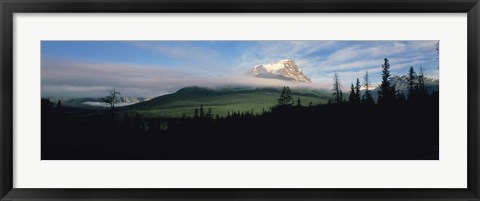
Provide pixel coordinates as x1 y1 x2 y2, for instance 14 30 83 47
123 87 331 118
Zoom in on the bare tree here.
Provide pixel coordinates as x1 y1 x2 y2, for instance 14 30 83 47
103 89 121 120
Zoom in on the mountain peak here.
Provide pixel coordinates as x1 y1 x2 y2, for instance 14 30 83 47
248 59 311 83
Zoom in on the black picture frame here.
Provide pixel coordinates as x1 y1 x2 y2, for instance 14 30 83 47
1 0 479 200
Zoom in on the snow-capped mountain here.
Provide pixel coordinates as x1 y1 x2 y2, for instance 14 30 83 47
248 59 311 83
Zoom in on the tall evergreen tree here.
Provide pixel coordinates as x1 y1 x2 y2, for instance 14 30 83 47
362 70 374 104
378 58 396 104
296 97 301 107
355 78 361 103
348 83 356 103
407 66 418 102
278 86 293 106
332 72 343 103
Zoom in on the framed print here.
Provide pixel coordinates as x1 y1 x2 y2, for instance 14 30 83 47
1 0 479 200
39 40 441 160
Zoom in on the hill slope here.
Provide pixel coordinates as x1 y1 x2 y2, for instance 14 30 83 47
125 86 331 118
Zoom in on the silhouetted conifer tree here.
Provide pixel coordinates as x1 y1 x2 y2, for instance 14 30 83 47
332 72 343 103
355 78 361 103
407 66 418 102
348 83 356 103
378 58 396 104
278 86 293 106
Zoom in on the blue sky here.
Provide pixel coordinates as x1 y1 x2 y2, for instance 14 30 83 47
41 41 439 97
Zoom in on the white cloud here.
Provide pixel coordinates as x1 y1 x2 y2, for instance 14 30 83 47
41 58 322 98
42 41 439 97
235 41 437 86
128 41 221 62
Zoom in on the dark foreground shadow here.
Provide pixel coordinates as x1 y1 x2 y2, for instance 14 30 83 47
41 98 439 160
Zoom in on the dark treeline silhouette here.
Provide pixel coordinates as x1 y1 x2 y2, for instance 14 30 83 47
41 58 439 160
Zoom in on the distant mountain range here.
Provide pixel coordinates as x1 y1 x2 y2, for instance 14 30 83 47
387 75 439 94
50 96 153 109
366 75 439 101
248 59 311 83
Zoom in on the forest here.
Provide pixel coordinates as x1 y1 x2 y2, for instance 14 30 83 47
41 58 439 160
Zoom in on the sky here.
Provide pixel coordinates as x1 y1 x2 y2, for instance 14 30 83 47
41 41 439 98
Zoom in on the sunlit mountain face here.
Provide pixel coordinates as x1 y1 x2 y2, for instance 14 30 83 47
248 59 311 83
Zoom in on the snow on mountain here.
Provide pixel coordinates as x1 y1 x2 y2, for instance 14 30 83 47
82 96 154 107
48 96 153 108
248 59 311 83
366 75 439 102
387 75 439 94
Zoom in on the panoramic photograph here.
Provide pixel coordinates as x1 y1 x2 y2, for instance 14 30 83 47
41 41 439 160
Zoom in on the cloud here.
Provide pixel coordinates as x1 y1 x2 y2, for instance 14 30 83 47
42 58 194 97
126 41 232 75
233 41 437 91
42 41 439 97
235 41 337 73
41 58 319 98
128 41 221 62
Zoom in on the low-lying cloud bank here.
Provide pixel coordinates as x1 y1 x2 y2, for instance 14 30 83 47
41 59 327 98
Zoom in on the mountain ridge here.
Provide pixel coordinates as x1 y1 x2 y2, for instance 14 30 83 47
248 59 312 83
123 86 331 118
